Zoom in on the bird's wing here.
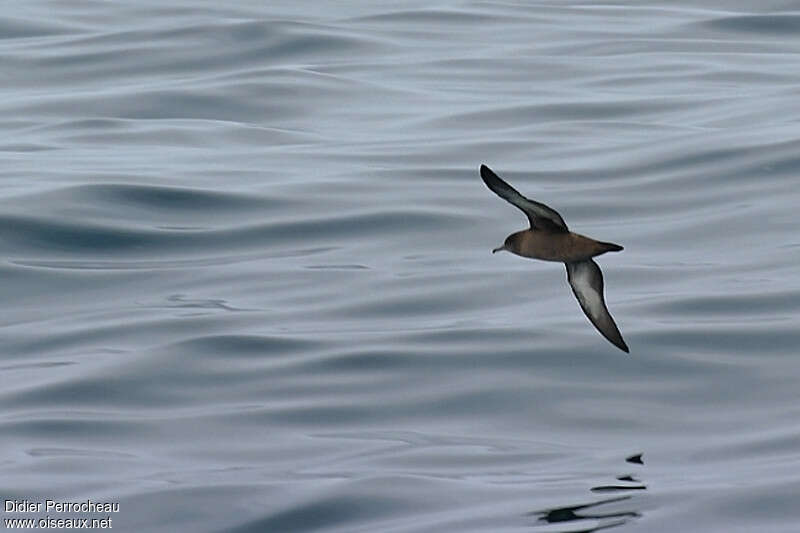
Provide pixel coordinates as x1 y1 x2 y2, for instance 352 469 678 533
566 259 629 353
480 164 568 232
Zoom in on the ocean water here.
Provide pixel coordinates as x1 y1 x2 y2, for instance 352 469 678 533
2 1 800 531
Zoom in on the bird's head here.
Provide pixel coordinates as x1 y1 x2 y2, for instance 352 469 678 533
492 232 521 254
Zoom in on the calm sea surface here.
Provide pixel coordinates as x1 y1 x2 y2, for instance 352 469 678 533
3 2 800 531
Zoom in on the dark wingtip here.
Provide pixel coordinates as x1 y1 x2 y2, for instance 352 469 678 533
479 164 498 180
479 164 505 192
609 327 629 353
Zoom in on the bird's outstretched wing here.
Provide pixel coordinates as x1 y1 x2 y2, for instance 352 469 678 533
480 164 568 233
566 259 629 353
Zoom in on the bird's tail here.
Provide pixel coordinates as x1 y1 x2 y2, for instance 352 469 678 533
599 241 624 253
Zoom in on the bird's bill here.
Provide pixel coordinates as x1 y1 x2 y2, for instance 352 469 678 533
492 244 506 254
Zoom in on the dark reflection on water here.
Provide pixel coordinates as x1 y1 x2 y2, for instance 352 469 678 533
530 454 646 532
591 477 647 493
532 497 638 533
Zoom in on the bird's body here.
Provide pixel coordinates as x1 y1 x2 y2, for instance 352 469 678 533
480 164 629 353
500 229 622 263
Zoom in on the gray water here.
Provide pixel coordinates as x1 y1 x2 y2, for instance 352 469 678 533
2 2 800 531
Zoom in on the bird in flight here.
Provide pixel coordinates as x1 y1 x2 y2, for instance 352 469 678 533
480 164 629 353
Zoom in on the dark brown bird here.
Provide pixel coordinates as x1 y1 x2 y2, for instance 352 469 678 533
481 164 629 353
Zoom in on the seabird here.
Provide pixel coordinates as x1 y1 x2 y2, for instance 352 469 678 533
481 164 629 353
